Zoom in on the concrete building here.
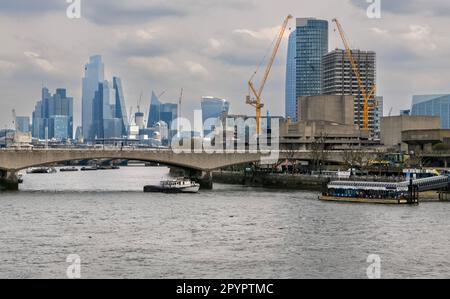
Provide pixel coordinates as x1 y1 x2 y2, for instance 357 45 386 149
402 129 450 153
279 119 371 151
411 94 450 129
298 95 354 126
322 49 382 138
380 115 441 151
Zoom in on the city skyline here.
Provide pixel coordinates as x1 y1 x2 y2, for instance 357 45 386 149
1 0 450 129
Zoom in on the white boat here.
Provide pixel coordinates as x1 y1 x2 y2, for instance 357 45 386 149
144 178 200 193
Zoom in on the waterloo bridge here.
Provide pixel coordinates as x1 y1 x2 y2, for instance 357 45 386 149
0 148 373 191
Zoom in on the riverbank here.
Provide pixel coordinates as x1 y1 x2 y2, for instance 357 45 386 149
213 171 329 191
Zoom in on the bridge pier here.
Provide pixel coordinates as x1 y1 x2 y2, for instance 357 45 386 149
0 169 19 191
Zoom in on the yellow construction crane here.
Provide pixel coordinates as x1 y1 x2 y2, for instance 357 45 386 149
246 15 293 135
332 18 377 133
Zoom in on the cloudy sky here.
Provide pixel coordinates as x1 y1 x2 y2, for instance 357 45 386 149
1 0 450 128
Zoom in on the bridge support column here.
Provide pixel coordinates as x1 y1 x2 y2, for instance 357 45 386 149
190 170 213 190
0 169 19 191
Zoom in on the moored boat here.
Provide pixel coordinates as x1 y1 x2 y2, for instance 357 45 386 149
320 180 415 205
144 178 200 193
60 167 79 172
26 167 57 174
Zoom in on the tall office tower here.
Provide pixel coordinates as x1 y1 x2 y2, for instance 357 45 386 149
15 117 31 133
32 87 74 140
113 77 129 136
147 91 178 136
322 49 382 138
92 80 123 140
411 95 450 129
82 55 104 140
295 18 329 100
285 30 297 121
201 96 230 136
147 91 161 128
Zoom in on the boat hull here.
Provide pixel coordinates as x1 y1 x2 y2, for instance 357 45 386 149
319 195 410 205
143 185 200 194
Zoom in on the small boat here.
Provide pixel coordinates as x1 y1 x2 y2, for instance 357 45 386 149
26 167 57 174
80 166 98 171
98 165 120 170
144 178 200 193
60 167 79 172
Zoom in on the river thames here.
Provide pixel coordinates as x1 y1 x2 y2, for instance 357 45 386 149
0 167 449 279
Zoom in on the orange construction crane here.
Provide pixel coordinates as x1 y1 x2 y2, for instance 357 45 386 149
246 15 293 135
332 18 377 133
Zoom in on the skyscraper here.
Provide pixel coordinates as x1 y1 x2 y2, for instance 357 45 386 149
82 55 104 140
15 117 30 133
322 49 382 137
411 94 450 129
295 18 329 99
32 87 74 140
113 77 128 136
201 96 230 136
147 91 178 134
285 30 297 121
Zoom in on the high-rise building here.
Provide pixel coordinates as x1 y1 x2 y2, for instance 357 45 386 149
147 91 178 138
411 94 450 129
82 55 104 140
201 96 230 136
15 117 30 133
113 77 128 136
295 18 329 99
92 80 124 140
285 30 297 121
322 49 382 138
32 87 73 140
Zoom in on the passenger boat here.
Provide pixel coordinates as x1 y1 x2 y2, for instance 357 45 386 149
26 167 57 174
319 180 416 205
144 178 200 193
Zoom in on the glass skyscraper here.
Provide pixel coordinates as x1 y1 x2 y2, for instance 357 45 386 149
32 87 73 140
295 18 328 99
113 77 128 136
411 94 450 129
82 55 104 140
285 30 297 121
147 91 178 133
201 96 230 136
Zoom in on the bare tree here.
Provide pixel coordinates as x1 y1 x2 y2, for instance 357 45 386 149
310 133 328 174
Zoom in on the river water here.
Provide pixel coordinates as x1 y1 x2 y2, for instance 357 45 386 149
0 167 449 279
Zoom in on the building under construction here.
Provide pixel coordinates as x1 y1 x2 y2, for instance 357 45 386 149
322 49 383 138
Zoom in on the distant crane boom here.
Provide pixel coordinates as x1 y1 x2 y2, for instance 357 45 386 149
246 15 293 135
332 18 377 133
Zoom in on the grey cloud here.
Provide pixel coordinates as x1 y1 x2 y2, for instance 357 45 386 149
0 0 63 14
350 0 450 16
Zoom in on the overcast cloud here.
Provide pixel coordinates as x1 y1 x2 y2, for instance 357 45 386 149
1 0 450 128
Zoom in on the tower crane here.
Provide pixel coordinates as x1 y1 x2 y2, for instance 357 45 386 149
332 18 377 133
246 15 293 135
